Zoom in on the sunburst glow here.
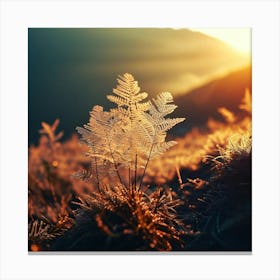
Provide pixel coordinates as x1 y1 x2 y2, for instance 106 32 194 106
190 28 251 55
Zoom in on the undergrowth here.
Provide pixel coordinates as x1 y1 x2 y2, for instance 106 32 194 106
28 74 252 251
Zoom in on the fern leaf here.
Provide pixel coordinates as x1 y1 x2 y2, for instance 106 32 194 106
107 95 129 107
76 73 185 186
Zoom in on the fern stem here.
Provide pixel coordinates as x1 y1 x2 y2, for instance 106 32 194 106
107 136 124 186
134 154 137 188
93 156 100 192
128 166 131 188
139 141 155 188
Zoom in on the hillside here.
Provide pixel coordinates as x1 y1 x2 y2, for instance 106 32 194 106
173 66 252 135
28 28 249 145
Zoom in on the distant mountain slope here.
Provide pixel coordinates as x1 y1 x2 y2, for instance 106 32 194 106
173 66 252 134
29 28 249 145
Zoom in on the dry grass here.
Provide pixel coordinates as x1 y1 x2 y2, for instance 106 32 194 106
28 89 252 251
74 184 184 251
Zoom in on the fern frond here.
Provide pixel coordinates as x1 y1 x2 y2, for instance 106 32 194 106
146 116 185 133
76 73 185 187
107 95 129 107
150 141 177 159
152 92 177 116
111 74 139 100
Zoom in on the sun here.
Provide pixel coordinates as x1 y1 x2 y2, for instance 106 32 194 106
190 28 251 55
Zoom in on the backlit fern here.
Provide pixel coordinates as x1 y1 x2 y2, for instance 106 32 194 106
76 73 185 188
73 73 186 250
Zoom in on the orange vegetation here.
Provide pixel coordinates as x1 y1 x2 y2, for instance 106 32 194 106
28 88 251 251
144 89 252 184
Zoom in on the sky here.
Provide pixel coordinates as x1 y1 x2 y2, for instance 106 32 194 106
190 28 251 54
28 28 251 144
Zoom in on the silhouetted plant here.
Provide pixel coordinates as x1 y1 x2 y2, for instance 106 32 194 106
28 219 68 251
74 184 184 250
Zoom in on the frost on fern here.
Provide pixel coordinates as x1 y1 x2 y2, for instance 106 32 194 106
76 73 185 187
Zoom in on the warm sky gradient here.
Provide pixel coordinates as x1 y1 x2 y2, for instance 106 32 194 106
28 28 251 144
190 28 251 54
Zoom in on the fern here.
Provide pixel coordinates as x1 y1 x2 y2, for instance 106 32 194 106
76 73 185 187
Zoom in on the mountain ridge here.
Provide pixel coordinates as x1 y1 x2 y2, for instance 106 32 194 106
172 65 252 135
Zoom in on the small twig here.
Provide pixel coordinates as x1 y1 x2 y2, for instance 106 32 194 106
175 165 183 187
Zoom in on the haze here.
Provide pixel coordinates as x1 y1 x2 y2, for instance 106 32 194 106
28 28 251 144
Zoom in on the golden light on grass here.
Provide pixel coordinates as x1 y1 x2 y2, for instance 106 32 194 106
28 68 252 251
190 28 251 55
31 244 41 252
